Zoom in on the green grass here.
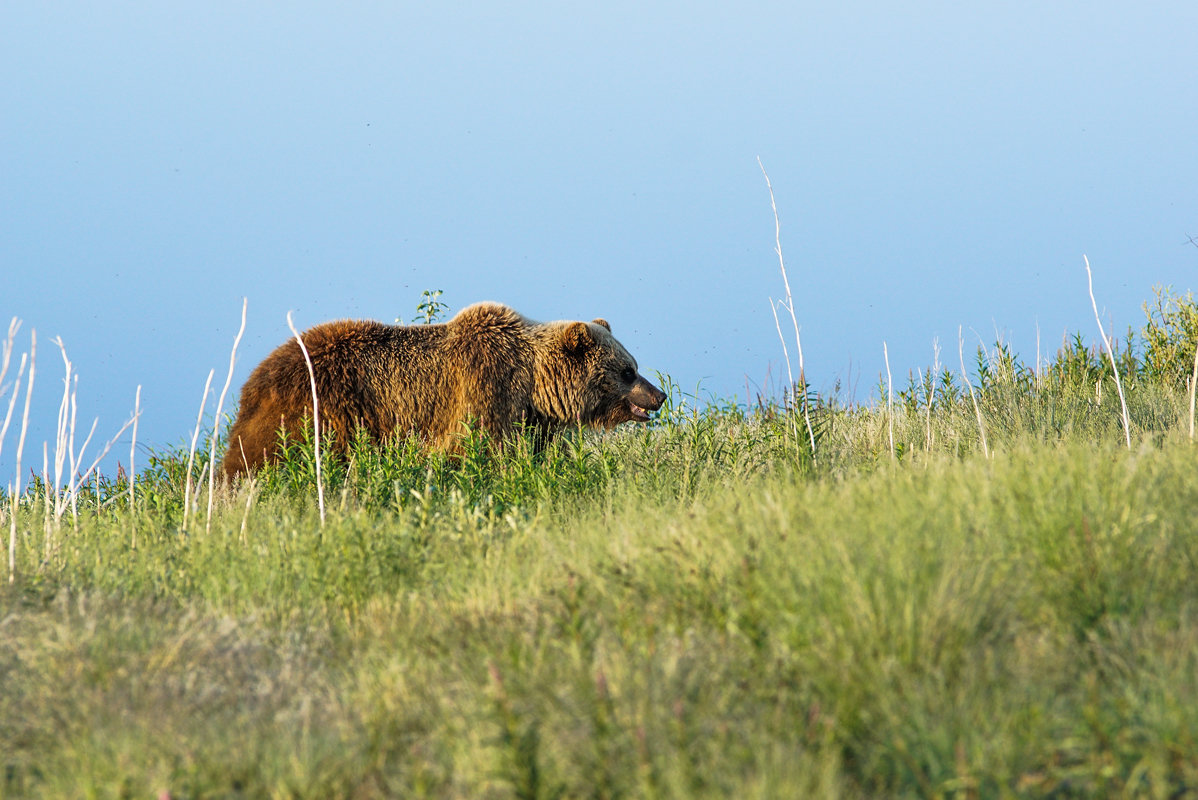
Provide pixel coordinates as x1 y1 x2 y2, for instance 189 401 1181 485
3 318 1198 798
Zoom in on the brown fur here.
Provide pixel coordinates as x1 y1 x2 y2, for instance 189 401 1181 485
221 302 666 480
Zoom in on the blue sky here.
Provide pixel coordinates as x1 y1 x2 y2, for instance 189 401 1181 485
3 1 1196 481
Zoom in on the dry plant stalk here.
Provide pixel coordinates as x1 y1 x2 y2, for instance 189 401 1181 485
183 369 215 532
40 444 49 548
1 356 28 474
129 386 141 498
240 475 257 545
959 326 990 459
1084 255 1131 449
767 299 793 395
0 322 24 541
130 384 140 547
1190 344 1198 441
66 376 80 523
194 462 210 506
883 342 895 460
10 329 35 584
917 367 925 438
48 337 109 526
0 333 25 545
758 157 816 457
927 339 940 452
0 320 22 456
767 299 800 444
0 318 18 385
65 381 101 526
0 353 28 503
1035 321 1043 389
287 311 325 526
207 298 248 532
63 413 138 512
52 339 72 521
67 413 98 525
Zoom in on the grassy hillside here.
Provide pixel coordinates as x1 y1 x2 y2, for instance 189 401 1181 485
2 292 1198 798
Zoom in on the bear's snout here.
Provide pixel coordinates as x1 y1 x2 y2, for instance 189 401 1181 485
627 375 667 421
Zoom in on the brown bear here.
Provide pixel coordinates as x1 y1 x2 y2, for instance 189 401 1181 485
221 302 667 480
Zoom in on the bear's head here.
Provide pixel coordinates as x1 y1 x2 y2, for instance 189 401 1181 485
535 317 667 428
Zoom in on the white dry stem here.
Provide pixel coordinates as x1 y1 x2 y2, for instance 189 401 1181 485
63 411 138 512
52 339 72 521
10 330 35 584
927 338 940 452
0 318 17 374
183 369 215 532
0 355 27 471
207 298 247 532
41 444 50 544
41 444 49 546
1084 255 1131 449
959 326 990 459
65 414 98 525
61 375 102 527
4 501 11 584
240 476 257 545
67 378 80 523
917 368 925 438
759 161 799 386
883 342 895 460
0 318 19 410
130 385 140 546
758 157 816 457
768 299 800 443
768 299 793 395
192 462 210 513
1189 340 1198 441
1035 320 1042 389
287 311 325 526
45 340 94 525
0 321 21 499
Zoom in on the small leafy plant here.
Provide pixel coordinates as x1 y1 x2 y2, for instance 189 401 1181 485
415 289 449 325
1141 285 1198 386
394 289 450 325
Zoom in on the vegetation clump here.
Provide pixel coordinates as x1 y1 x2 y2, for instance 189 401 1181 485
2 290 1198 798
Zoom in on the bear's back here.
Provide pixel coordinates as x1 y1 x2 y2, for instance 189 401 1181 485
222 301 633 481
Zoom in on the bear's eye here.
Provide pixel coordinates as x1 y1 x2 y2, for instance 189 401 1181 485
620 367 636 383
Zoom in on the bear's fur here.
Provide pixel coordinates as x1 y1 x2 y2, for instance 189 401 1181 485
221 302 666 480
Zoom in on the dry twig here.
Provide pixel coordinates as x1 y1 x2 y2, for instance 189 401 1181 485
287 311 325 526
1084 255 1131 449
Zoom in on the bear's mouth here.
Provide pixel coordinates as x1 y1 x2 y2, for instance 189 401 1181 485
628 402 651 422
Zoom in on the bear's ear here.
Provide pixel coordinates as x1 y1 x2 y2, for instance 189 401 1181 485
563 321 595 355
592 318 611 332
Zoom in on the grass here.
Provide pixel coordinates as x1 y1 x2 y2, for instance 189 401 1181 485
3 309 1198 797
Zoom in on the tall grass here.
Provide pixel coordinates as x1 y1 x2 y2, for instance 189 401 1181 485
4 427 1198 797
2 292 1198 797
